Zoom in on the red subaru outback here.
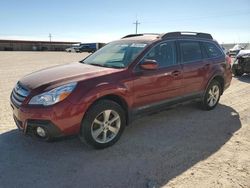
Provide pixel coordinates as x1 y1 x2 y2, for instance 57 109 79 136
10 32 232 148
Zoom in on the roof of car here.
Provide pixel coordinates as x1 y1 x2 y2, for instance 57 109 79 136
119 32 214 42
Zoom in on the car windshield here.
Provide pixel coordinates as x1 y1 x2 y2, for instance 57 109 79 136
81 41 148 68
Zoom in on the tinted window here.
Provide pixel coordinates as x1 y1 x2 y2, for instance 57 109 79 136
180 41 202 62
144 41 176 68
201 43 209 58
204 42 223 58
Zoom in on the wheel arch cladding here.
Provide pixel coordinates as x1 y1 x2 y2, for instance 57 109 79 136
86 94 129 125
212 75 225 95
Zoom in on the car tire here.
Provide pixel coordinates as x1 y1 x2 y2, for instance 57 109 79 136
79 100 126 149
201 80 221 111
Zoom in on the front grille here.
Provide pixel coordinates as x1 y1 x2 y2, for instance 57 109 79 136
11 82 30 107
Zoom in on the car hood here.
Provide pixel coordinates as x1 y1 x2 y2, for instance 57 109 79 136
19 62 122 90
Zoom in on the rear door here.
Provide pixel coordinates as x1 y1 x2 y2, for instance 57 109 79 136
178 40 210 95
203 41 230 88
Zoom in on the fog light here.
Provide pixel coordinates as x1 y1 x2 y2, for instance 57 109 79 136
36 127 46 137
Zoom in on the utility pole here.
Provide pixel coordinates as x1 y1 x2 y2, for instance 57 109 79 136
49 33 52 51
133 20 140 34
49 33 52 42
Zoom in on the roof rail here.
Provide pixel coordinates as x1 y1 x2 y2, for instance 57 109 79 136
122 33 160 39
162 32 213 40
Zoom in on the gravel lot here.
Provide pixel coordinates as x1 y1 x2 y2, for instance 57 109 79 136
0 52 249 188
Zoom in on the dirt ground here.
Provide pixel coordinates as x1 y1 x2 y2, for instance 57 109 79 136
0 52 249 188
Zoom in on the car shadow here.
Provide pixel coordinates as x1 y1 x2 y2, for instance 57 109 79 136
234 74 250 83
0 103 241 188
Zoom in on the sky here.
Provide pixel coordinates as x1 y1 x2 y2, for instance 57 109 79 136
0 0 250 43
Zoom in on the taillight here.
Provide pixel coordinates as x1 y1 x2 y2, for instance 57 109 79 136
226 55 232 69
226 55 232 65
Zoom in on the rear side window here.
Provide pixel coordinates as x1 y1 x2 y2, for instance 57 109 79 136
180 41 202 62
204 42 223 58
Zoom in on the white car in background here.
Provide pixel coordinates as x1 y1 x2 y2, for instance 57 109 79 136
229 44 244 56
65 43 81 52
65 46 78 52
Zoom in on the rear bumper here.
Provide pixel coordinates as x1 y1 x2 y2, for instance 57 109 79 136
224 68 233 92
224 80 231 91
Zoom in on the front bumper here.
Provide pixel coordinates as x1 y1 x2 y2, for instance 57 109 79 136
10 98 85 138
13 115 63 139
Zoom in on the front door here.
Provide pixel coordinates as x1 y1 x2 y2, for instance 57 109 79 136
132 41 183 109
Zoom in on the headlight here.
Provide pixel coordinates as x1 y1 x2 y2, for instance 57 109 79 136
29 82 77 106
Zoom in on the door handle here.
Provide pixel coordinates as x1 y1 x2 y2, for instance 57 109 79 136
171 70 181 77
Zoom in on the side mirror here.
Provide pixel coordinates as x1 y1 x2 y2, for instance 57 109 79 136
140 59 158 70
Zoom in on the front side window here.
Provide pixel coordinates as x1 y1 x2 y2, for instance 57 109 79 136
180 41 202 62
82 42 147 68
143 41 176 68
204 42 223 58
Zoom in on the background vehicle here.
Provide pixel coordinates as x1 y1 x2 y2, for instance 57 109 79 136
232 50 250 76
66 43 105 53
229 44 244 57
78 43 106 53
65 46 78 52
65 43 81 52
10 32 232 149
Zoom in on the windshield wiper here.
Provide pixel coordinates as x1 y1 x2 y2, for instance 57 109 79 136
87 63 108 68
82 62 124 69
106 65 125 69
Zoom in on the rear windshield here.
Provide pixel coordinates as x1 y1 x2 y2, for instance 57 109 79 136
81 41 148 68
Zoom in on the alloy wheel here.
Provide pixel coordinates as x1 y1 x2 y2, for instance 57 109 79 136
91 110 121 144
207 85 220 107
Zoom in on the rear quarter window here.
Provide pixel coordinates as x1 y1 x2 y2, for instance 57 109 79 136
204 42 223 58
